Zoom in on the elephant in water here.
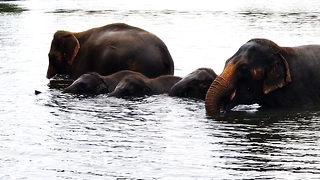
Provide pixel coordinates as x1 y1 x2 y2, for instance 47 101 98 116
47 23 174 80
108 74 182 98
205 38 320 116
62 70 146 94
169 68 217 100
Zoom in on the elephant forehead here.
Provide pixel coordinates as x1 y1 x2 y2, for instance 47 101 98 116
189 70 211 81
119 76 145 87
239 42 269 58
231 52 268 66
77 74 94 81
75 74 100 84
198 70 214 80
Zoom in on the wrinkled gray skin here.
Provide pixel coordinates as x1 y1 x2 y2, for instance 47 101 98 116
47 23 174 80
205 38 320 117
63 70 145 94
108 74 182 98
169 68 217 100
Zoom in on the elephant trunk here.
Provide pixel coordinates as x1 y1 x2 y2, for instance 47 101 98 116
169 79 188 97
62 85 74 93
205 63 237 116
46 65 56 79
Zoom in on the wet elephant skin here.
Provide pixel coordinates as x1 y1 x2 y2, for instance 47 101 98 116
47 23 174 80
205 38 320 116
108 74 182 98
169 67 217 100
62 70 146 95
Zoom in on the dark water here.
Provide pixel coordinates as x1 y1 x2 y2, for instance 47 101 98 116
1 0 320 179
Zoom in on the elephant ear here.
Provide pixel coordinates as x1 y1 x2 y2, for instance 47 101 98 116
54 31 80 65
263 53 292 94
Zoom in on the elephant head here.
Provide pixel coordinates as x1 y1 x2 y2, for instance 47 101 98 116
63 72 109 94
169 68 217 100
47 30 80 79
205 38 292 116
108 76 153 98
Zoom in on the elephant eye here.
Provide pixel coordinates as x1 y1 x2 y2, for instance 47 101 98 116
239 65 250 77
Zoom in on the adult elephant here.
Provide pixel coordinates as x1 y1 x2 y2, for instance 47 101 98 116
62 70 145 94
108 74 182 98
169 68 217 100
46 23 174 80
205 38 320 116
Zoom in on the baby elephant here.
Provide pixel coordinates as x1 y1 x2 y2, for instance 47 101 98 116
169 68 217 100
63 70 146 94
108 74 182 98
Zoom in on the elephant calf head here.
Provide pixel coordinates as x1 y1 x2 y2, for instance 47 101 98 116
169 68 217 100
108 75 153 98
205 38 292 116
47 30 80 79
63 72 109 94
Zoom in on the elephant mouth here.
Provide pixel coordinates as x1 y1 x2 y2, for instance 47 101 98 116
221 90 236 112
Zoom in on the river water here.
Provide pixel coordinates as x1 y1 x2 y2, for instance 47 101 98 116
1 0 320 179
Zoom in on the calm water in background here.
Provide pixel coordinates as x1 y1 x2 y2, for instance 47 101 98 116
1 0 320 179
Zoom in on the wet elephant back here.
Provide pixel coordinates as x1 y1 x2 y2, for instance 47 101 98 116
75 24 174 78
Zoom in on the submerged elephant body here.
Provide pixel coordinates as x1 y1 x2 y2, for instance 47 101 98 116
205 38 320 116
63 70 146 94
47 23 174 80
169 68 217 100
108 74 182 97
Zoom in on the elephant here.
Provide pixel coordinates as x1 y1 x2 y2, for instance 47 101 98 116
62 70 146 94
205 38 320 116
46 23 174 80
108 74 182 98
169 68 217 100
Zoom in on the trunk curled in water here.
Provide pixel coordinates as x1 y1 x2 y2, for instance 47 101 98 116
205 63 236 116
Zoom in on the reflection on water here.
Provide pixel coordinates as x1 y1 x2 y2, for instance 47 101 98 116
208 109 320 179
1 0 320 179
